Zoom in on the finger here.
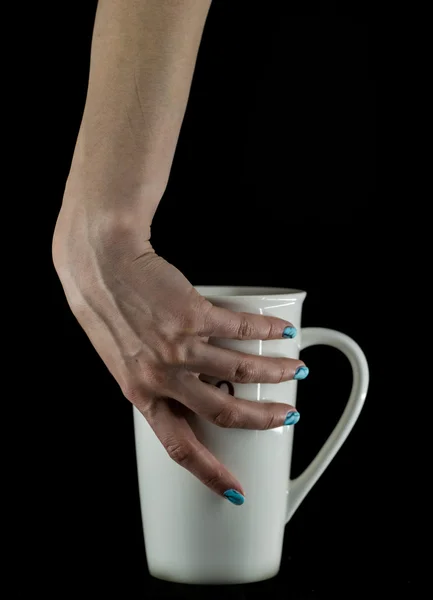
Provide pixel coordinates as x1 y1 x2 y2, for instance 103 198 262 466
187 341 308 384
199 306 298 340
173 374 300 430
140 397 246 504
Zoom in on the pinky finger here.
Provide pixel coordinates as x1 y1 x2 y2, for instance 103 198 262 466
142 397 246 505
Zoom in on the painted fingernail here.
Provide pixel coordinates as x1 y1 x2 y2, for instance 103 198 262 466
223 489 245 506
284 411 300 426
283 326 297 339
294 366 309 380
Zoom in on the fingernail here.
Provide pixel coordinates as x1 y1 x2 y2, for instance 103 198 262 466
294 366 309 380
223 489 245 506
284 411 300 426
283 326 297 339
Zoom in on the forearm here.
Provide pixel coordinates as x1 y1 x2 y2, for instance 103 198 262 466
62 0 211 233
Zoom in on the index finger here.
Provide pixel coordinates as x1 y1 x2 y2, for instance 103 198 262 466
198 306 297 340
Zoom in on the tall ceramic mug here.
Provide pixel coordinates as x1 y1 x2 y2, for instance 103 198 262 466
133 287 369 584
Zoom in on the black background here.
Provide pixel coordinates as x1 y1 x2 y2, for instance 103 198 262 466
43 1 413 598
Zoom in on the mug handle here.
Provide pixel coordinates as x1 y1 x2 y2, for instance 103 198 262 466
286 327 369 523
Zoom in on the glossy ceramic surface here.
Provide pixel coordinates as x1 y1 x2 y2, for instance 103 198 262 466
134 287 369 584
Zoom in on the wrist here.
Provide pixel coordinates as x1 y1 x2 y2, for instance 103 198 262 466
53 186 154 271
58 159 163 230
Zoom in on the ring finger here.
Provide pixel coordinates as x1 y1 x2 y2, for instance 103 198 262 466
173 374 300 430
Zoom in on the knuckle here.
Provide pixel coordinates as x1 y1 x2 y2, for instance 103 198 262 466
202 471 224 489
122 382 143 404
197 298 214 325
183 339 201 368
237 317 254 340
158 339 186 367
165 440 194 466
122 382 153 412
263 411 279 430
265 322 277 340
121 361 181 403
184 294 213 332
144 362 178 394
232 360 256 383
265 361 288 384
195 299 216 336
213 403 241 429
68 297 88 321
276 363 287 384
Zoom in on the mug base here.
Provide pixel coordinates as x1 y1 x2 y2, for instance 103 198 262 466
148 567 280 585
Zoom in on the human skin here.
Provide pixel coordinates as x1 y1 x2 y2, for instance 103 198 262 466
52 0 308 503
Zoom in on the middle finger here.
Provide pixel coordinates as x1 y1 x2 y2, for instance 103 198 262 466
186 342 308 384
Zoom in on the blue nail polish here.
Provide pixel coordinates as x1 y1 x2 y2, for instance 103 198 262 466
223 489 245 506
294 366 309 380
284 411 300 426
283 326 297 339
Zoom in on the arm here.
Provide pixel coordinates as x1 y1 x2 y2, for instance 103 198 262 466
57 0 212 242
53 0 307 503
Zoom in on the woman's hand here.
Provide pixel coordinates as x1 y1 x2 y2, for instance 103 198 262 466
53 207 307 502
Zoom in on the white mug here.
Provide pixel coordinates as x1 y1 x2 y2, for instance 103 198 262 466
133 287 369 584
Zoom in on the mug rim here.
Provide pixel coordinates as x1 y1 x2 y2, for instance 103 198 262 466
194 286 307 300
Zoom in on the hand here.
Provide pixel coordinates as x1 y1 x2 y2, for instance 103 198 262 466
53 214 307 502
